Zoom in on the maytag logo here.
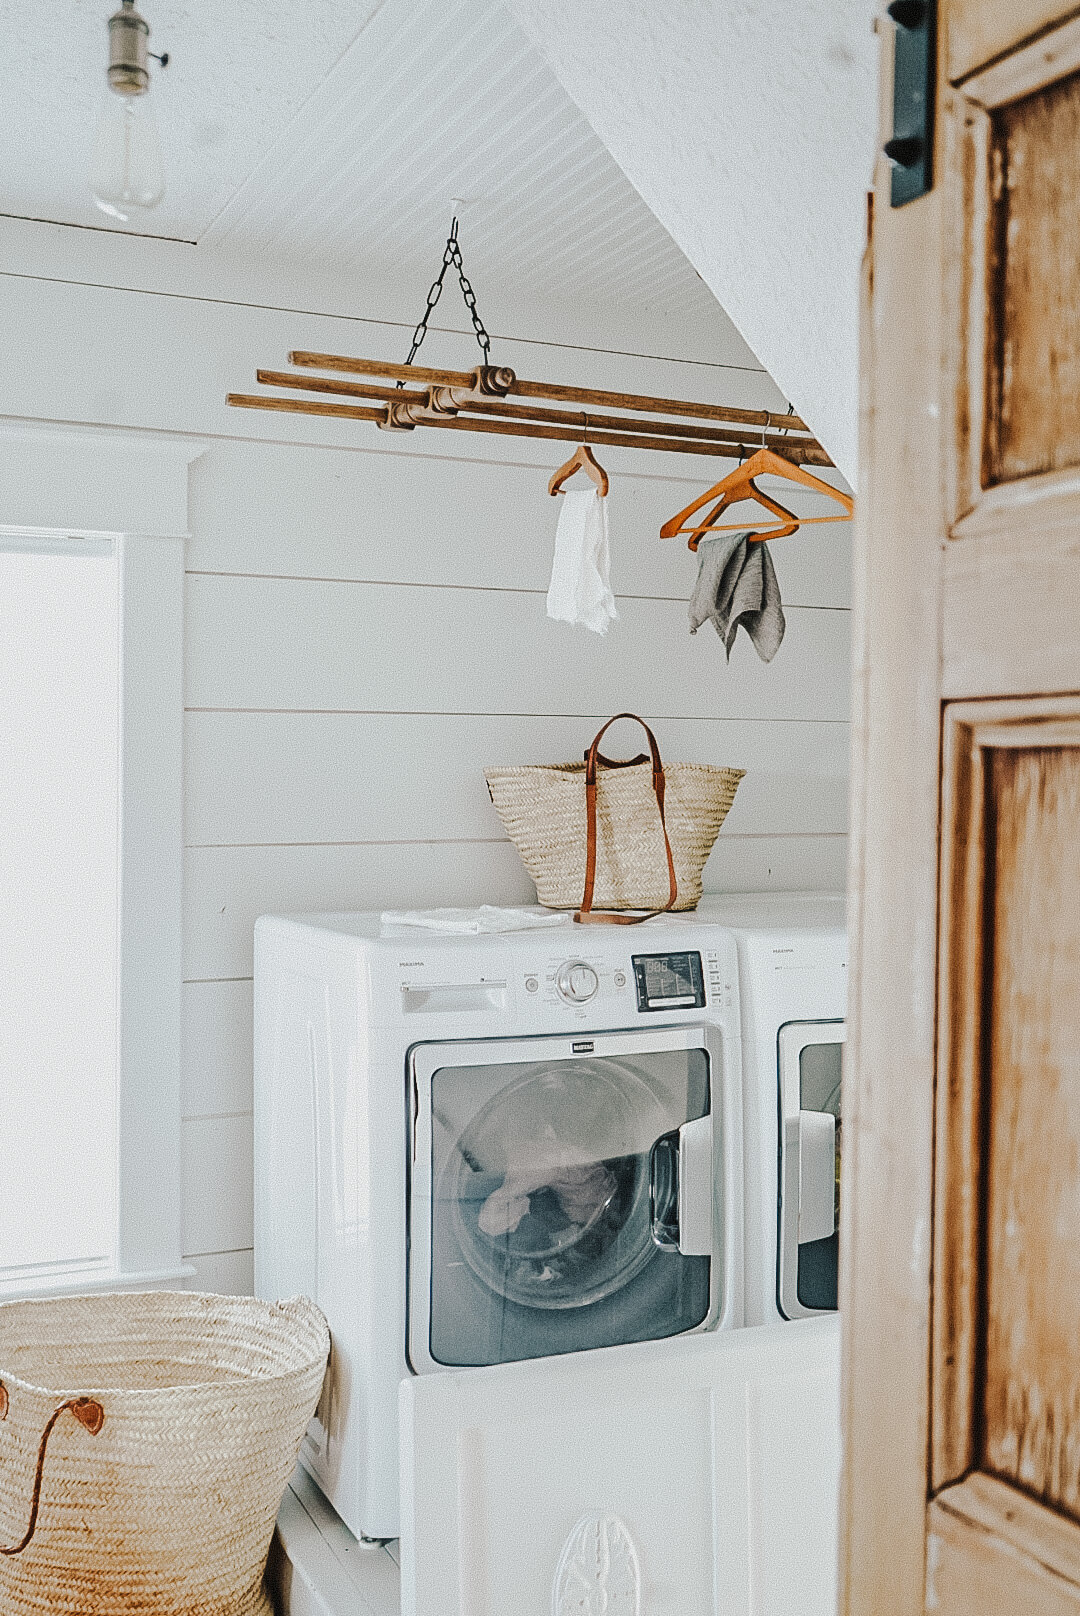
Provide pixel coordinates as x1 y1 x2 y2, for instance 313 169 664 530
572 1040 594 1054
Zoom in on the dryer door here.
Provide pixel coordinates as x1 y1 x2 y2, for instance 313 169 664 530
408 1025 738 1371
777 1021 845 1319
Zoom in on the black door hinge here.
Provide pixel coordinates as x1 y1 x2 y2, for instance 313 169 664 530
885 0 937 206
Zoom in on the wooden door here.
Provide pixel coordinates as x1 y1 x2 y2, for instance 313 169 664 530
842 4 1080 1613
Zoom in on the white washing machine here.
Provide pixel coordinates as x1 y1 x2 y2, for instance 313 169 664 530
701 894 847 1325
254 910 745 1543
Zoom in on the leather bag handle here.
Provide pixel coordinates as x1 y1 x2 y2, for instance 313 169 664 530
0 1380 105 1557
575 713 678 926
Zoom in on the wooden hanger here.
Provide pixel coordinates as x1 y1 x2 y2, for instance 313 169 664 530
548 437 610 497
660 421 853 549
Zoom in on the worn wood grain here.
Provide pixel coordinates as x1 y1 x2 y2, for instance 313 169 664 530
929 1475 1080 1613
932 711 987 1490
838 60 944 1616
947 3 1080 88
942 516 1080 698
985 71 1080 485
847 4 1080 1612
943 92 990 526
982 740 1080 1515
933 702 1080 1505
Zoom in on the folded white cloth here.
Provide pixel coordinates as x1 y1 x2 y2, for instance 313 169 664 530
380 905 572 935
546 489 618 634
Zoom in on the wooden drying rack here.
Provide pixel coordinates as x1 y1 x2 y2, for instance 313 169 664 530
227 353 834 469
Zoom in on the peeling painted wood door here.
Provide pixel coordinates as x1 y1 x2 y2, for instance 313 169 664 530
842 5 1080 1614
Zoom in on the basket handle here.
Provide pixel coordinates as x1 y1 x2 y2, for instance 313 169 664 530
0 1380 105 1557
575 712 678 926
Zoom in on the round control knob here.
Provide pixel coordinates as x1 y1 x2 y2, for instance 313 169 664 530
556 960 599 1004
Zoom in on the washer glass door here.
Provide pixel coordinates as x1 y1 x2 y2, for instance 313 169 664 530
410 1032 716 1369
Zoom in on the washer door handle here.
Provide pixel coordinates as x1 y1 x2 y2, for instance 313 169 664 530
791 1110 837 1245
649 1117 714 1256
677 1115 714 1257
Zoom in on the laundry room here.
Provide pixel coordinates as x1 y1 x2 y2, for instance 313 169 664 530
1 2 877 1613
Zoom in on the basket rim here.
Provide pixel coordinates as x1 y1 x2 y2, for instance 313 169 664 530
485 762 747 778
0 1290 329 1399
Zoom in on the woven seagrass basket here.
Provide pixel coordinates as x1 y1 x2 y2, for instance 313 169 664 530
486 714 744 914
0 1290 329 1616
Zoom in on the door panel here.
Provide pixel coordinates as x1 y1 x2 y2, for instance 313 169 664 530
984 73 1080 484
844 2 1080 1612
983 740 1080 1513
935 703 1080 1517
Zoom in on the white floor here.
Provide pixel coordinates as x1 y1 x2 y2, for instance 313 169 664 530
268 1467 400 1616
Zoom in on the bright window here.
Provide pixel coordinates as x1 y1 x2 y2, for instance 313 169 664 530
0 539 121 1285
0 500 187 1298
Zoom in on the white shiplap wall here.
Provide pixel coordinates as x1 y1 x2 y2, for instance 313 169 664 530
0 224 851 1295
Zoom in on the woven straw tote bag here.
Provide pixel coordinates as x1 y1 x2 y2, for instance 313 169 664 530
486 712 744 923
0 1290 329 1616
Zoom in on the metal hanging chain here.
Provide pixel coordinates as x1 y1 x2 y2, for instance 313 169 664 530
400 215 492 379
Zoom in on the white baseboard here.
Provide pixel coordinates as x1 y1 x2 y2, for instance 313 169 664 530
270 1468 400 1616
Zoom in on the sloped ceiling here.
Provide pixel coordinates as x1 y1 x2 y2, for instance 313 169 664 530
504 0 880 481
0 0 725 324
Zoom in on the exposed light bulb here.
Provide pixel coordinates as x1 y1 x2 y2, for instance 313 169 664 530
90 1 166 222
91 94 165 221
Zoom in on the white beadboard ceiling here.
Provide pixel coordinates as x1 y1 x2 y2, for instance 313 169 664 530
0 0 719 320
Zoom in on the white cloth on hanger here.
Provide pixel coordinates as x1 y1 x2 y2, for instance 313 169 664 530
546 488 618 634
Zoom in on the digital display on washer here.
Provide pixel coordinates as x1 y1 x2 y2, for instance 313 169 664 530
631 951 705 1012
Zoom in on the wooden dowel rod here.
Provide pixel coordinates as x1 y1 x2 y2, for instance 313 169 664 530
287 349 811 433
289 352 479 387
509 377 810 433
258 371 431 406
256 369 823 455
226 395 387 423
447 396 818 454
413 413 829 464
227 391 832 465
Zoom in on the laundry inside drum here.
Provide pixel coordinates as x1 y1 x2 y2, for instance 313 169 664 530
444 1059 666 1310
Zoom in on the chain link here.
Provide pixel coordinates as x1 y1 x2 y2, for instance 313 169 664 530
400 216 492 383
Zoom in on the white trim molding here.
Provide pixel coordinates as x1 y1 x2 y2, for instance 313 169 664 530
0 424 202 1299
0 1263 195 1303
0 419 201 538
117 527 187 1280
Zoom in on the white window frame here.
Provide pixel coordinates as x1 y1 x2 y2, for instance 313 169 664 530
0 423 203 1297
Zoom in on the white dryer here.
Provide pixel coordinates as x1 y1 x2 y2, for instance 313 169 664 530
254 911 744 1543
698 894 847 1325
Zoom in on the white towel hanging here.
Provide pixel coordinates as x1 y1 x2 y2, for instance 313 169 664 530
546 488 618 635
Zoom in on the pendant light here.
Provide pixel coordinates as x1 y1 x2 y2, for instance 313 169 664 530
91 1 168 222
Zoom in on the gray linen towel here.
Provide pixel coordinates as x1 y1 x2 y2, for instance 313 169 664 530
688 528 786 662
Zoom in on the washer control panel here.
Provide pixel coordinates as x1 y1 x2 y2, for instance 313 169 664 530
631 950 706 1013
555 959 600 1004
389 929 735 1028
